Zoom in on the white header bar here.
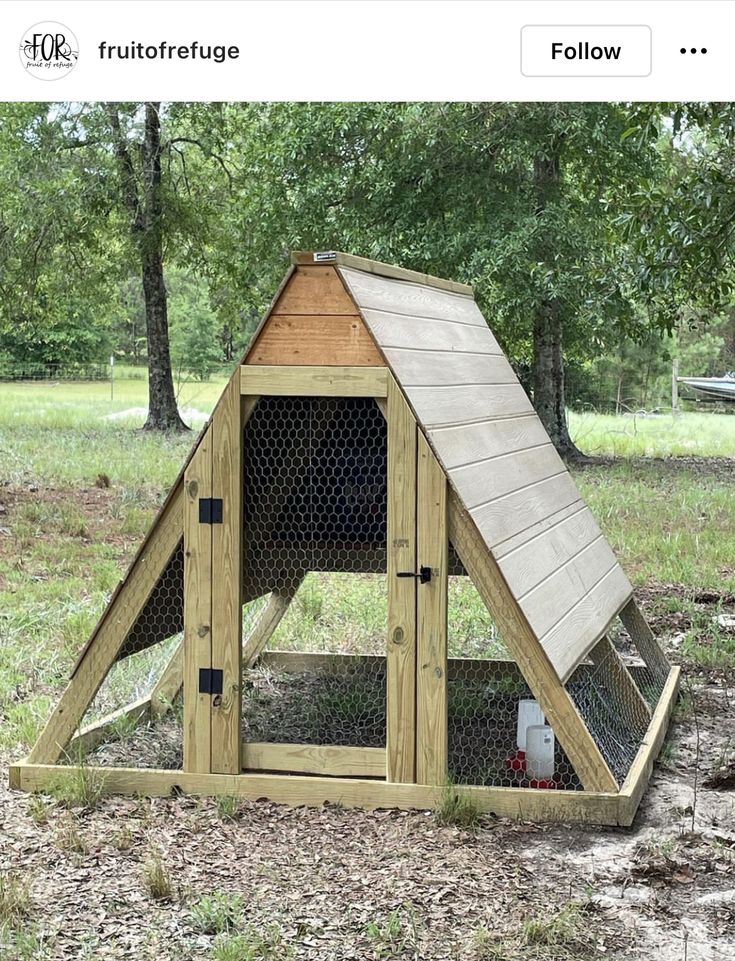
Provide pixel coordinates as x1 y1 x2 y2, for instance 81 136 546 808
1 1 732 101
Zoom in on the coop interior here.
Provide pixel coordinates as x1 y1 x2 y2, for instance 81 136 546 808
69 393 672 799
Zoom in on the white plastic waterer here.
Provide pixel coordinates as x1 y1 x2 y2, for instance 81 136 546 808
525 724 555 782
516 698 545 752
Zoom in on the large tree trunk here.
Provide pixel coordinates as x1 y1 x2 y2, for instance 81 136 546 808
140 104 186 431
107 102 186 431
533 298 578 457
532 150 581 459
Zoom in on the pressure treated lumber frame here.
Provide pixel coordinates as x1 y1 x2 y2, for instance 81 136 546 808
10 664 678 825
17 251 678 826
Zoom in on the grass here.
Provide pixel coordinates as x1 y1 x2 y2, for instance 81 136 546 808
472 902 596 960
570 408 735 458
142 852 174 901
434 783 483 830
190 891 246 935
0 874 31 926
210 925 294 961
1 390 734 765
366 909 420 959
48 758 105 810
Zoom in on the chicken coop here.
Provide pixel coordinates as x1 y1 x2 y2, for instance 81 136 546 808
12 251 679 825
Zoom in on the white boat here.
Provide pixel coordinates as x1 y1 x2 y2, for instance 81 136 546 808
678 373 735 402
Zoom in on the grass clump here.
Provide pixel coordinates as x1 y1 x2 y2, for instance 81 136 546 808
55 812 88 855
435 783 483 830
0 924 54 961
216 796 241 822
366 911 412 958
210 925 294 961
0 874 31 926
49 761 105 810
472 902 596 960
190 891 245 935
142 853 174 901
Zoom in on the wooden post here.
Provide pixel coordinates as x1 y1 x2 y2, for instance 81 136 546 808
210 378 244 774
183 429 213 773
386 376 417 783
416 433 448 785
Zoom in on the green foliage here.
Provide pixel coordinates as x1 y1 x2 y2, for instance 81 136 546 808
190 891 245 935
434 783 483 830
168 269 225 382
210 925 294 961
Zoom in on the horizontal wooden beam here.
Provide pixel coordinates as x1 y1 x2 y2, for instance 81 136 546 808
10 763 622 825
258 650 526 685
242 742 386 778
68 696 151 754
618 665 680 826
289 251 474 296
240 365 388 397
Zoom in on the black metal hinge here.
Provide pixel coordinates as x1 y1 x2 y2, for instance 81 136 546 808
198 668 223 695
198 498 223 524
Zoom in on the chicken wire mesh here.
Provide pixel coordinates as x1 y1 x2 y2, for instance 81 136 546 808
70 542 186 767
241 396 389 751
567 641 653 786
446 572 581 790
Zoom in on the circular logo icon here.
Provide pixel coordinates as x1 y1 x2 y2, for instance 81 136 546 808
20 22 78 80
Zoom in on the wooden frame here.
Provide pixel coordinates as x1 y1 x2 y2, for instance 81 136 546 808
240 365 388 397
18 252 677 825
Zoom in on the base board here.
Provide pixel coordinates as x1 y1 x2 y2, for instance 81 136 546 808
11 761 621 824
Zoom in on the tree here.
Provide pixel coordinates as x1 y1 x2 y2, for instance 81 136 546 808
105 103 185 430
0 101 234 428
223 102 659 457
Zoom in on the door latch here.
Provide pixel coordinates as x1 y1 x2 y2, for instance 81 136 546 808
397 566 432 584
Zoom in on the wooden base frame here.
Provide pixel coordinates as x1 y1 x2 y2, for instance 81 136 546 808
11 666 679 827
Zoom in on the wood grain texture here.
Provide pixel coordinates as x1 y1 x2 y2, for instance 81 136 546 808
497 505 599 594
341 266 481 325
619 599 670 677
540 566 634 683
210 379 243 775
183 430 213 773
521 537 620 637
242 742 386 778
11 763 623 824
242 583 302 669
447 490 618 793
471 471 580 551
248 314 384 367
428 414 550 470
361 309 501 354
416 433 448 785
386 375 417 783
409 383 534 430
381 350 517 388
240 365 388 397
150 644 183 719
449 443 561 511
28 483 185 765
272 266 357 315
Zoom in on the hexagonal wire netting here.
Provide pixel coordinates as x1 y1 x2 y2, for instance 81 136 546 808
74 391 665 787
241 396 388 750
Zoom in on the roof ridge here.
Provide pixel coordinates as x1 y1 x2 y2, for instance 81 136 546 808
290 250 474 297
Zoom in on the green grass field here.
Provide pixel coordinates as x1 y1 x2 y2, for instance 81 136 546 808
0 378 734 754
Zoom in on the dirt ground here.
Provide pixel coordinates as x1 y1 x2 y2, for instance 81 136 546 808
2 670 735 960
2 481 735 959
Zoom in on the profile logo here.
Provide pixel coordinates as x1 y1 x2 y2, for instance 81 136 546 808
20 22 78 80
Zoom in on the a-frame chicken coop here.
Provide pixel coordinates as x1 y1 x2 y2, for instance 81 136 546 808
12 252 679 825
